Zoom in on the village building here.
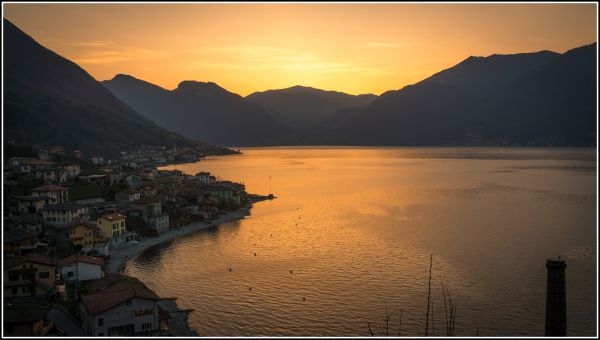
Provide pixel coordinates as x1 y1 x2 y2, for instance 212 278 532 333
31 164 67 183
4 229 39 256
3 301 53 336
115 189 141 209
42 202 89 227
3 254 58 298
79 274 164 336
129 197 170 234
58 254 105 283
97 212 127 239
66 220 107 249
31 184 69 204
62 163 81 179
15 195 50 214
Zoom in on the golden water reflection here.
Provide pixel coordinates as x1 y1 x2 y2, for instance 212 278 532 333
125 147 596 336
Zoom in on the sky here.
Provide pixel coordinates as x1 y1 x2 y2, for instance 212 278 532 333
3 3 597 96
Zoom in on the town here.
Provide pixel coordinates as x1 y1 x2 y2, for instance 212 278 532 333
3 143 267 336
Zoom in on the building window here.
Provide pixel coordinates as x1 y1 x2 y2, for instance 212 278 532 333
39 272 49 279
67 271 74 277
126 299 132 306
142 322 152 330
9 274 19 281
98 318 104 327
12 288 18 295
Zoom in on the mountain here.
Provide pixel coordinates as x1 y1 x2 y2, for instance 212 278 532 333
3 19 197 157
246 85 377 130
103 75 292 146
323 45 596 146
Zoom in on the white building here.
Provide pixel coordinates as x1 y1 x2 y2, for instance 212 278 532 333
59 255 104 283
79 274 163 336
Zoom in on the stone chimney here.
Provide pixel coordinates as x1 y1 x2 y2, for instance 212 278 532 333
545 257 567 336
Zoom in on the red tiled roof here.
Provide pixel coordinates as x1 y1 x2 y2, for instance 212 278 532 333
31 184 68 192
99 212 126 221
81 274 161 315
59 254 104 267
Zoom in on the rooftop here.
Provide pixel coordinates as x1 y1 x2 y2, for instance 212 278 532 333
82 274 161 315
99 212 126 221
59 254 105 267
5 254 59 268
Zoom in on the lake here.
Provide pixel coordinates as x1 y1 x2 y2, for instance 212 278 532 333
124 147 597 336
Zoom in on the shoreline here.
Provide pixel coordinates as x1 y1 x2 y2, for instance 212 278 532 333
105 200 261 275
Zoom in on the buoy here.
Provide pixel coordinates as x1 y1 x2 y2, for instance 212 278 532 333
249 287 252 291
229 268 232 272
254 253 256 256
303 297 306 301
290 270 293 274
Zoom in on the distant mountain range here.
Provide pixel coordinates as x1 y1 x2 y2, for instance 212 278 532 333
102 75 291 146
4 18 596 150
322 44 597 146
246 86 376 130
3 19 203 157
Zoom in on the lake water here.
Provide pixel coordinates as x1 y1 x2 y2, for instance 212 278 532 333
124 147 597 336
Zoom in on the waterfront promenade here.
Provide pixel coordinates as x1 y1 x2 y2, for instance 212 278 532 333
106 205 253 274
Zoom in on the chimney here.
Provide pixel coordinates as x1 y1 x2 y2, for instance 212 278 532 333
545 257 567 336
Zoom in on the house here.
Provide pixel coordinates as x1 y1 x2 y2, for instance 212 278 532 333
79 274 163 336
7 157 36 172
15 195 50 214
78 169 110 184
4 254 58 298
199 196 219 220
195 171 215 184
59 254 104 283
62 163 81 179
31 184 69 204
3 301 53 336
129 197 169 234
13 214 44 232
4 229 39 256
97 212 127 239
42 202 89 227
66 220 108 249
115 189 141 209
33 166 67 183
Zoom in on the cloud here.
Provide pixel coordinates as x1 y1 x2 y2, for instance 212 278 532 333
73 48 166 65
66 40 114 48
187 45 392 75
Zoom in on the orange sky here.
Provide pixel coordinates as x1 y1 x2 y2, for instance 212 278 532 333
3 3 597 96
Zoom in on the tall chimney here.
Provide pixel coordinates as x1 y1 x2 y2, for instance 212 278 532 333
545 257 567 336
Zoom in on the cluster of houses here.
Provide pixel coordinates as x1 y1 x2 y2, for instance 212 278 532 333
3 252 183 336
3 144 249 336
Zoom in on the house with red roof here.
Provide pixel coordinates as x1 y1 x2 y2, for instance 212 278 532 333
79 274 164 336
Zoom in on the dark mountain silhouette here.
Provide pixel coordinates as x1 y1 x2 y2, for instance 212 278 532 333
246 85 376 130
3 18 196 156
322 45 596 146
103 75 292 146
